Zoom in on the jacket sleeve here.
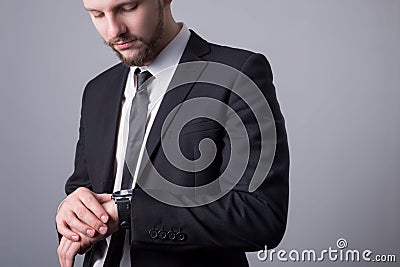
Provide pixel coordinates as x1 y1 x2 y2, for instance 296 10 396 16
130 53 289 252
65 88 93 195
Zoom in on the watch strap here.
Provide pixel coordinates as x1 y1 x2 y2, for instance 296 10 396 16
115 198 131 230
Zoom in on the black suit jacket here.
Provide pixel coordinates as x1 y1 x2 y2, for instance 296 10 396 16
65 30 289 267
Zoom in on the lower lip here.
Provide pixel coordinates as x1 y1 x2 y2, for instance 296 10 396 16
114 40 135 50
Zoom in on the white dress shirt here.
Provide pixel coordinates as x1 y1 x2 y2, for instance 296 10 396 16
93 23 191 267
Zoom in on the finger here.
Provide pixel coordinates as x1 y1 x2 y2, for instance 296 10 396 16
57 208 95 238
56 207 81 241
57 222 81 242
58 237 76 267
59 238 80 267
72 204 108 235
57 237 67 267
65 242 80 267
95 193 112 204
77 189 109 224
63 211 107 238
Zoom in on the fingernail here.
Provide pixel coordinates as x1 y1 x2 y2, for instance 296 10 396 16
99 226 107 234
86 229 95 237
72 235 79 241
101 215 108 223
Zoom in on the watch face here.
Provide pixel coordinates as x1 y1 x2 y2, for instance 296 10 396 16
113 189 133 198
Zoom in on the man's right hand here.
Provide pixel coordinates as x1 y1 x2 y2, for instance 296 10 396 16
56 187 111 241
57 193 119 267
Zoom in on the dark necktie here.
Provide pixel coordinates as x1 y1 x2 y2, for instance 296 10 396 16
103 69 153 267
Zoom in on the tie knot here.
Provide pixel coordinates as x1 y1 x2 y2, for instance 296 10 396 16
135 69 153 92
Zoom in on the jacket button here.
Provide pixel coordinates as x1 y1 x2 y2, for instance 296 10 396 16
149 229 158 239
158 230 167 240
167 231 176 240
176 232 186 241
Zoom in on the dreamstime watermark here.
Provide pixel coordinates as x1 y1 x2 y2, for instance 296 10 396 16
257 238 397 263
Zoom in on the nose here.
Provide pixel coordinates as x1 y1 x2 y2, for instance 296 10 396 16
106 15 126 39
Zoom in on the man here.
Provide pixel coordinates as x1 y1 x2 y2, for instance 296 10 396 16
56 0 289 266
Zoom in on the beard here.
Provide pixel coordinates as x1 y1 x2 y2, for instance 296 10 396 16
106 4 164 67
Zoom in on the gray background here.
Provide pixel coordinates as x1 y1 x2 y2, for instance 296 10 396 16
0 0 399 266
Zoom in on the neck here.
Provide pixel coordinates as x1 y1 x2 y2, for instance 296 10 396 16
143 14 181 66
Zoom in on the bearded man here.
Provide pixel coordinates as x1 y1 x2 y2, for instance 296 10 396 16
56 1 289 266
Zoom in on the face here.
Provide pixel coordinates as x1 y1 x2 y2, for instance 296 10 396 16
83 0 165 66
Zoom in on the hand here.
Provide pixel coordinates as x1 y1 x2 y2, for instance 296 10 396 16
57 236 80 267
56 187 112 241
57 198 119 267
57 234 98 267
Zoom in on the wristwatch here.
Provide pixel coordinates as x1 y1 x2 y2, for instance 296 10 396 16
112 189 133 230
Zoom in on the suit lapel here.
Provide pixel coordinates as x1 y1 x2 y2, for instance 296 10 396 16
141 31 211 174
